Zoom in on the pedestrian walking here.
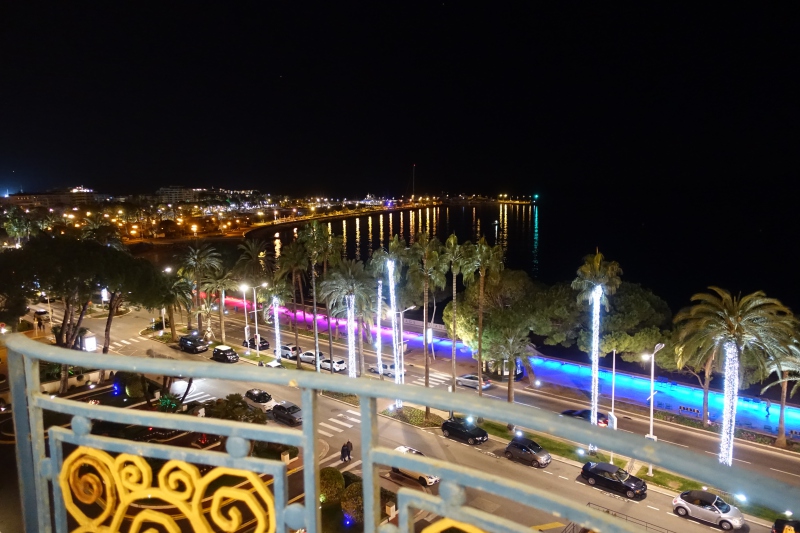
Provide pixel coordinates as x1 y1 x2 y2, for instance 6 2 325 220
766 398 771 417
346 440 353 461
340 443 348 463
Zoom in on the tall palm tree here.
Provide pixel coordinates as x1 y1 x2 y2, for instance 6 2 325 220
161 274 193 340
761 347 800 448
673 338 719 428
674 287 796 465
571 250 622 425
299 221 328 371
489 323 531 403
441 234 476 392
202 268 238 344
236 239 272 284
372 235 409 381
317 233 343 364
82 215 124 250
319 259 374 377
465 237 505 398
179 244 222 332
257 276 293 361
277 241 309 369
408 233 448 418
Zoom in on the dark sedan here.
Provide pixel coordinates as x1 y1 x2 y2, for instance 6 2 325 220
441 417 488 445
272 401 302 426
581 462 647 499
243 337 270 351
561 409 609 427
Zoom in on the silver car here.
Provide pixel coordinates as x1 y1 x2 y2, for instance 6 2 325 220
672 490 745 530
392 446 440 486
299 350 325 364
456 373 492 390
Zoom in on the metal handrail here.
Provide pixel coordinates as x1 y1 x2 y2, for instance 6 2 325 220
585 503 676 533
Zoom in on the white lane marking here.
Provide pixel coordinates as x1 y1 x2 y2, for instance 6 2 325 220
319 451 343 464
341 460 362 473
121 340 132 345
660 440 688 448
318 429 334 438
770 468 800 478
618 429 634 433
112 342 123 347
319 422 344 432
346 410 361 417
543 471 553 475
647 506 659 510
703 451 750 463
338 414 361 424
667 512 678 517
559 476 569 480
129 338 141 343
328 418 353 428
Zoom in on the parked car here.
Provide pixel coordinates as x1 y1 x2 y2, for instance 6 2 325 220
368 362 405 377
243 336 270 351
673 490 745 530
581 462 646 499
456 373 492 390
392 446 440 486
504 436 551 467
34 309 51 323
773 518 800 533
299 350 325 364
441 417 488 445
243 389 277 413
274 344 302 359
179 334 208 353
211 345 239 363
320 358 347 372
272 401 302 425
561 409 609 427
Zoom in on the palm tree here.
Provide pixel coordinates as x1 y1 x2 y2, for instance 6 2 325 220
277 241 309 369
571 250 622 425
161 274 193 341
674 287 796 465
441 234 476 392
372 235 409 381
761 347 800 448
319 259 374 377
82 215 124 250
673 338 719 428
465 237 505 398
202 268 238 344
236 239 272 283
489 323 531 403
257 277 293 361
299 221 328 371
3 208 34 245
179 244 222 332
408 233 448 417
317 233 344 363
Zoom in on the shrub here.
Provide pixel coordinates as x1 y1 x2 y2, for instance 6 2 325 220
252 442 300 460
341 482 364 524
319 467 345 508
157 393 182 413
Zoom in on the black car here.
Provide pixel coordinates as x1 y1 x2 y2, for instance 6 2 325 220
179 334 208 353
211 345 239 363
581 462 647 499
561 409 609 427
441 417 489 445
773 519 800 533
243 337 270 351
272 401 302 425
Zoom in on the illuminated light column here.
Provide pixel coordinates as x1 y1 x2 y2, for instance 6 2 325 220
375 279 383 379
387 260 402 408
590 285 603 426
719 341 739 466
346 294 357 378
272 297 281 361
240 284 250 354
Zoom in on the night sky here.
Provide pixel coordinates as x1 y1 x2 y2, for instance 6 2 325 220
2 4 799 307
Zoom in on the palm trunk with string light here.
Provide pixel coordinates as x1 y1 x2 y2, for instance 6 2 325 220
477 270 486 397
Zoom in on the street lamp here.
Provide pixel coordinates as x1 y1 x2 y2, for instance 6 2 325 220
642 342 665 476
240 284 250 353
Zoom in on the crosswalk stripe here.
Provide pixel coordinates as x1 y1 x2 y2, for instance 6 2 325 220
121 340 131 345
112 342 123 347
346 410 361 417
318 429 334 438
341 460 362 473
129 338 140 343
319 422 344 432
320 451 342 464
327 418 353 428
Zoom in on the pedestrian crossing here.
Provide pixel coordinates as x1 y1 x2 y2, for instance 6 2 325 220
177 390 217 404
317 409 361 437
409 371 451 388
318 449 362 473
31 310 156 351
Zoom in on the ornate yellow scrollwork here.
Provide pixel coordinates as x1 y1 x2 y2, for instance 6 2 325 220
59 446 276 533
421 517 487 533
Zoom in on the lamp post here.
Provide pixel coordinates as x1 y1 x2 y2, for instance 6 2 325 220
240 284 250 354
252 283 267 359
642 342 665 476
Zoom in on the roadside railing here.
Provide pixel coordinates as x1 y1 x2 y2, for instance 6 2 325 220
4 333 795 533
585 503 676 533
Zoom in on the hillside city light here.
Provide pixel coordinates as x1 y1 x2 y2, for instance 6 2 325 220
375 279 383 376
387 260 402 408
719 341 739 466
272 296 281 361
590 285 603 425
346 294 357 378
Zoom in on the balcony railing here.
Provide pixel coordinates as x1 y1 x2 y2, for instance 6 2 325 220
5 334 795 533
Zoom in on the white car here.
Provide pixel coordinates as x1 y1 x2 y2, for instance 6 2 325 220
368 362 405 377
274 344 302 359
320 359 347 372
392 446 440 486
243 389 277 413
299 350 325 364
456 374 492 390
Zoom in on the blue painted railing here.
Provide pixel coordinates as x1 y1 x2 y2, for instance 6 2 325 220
5 334 795 533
